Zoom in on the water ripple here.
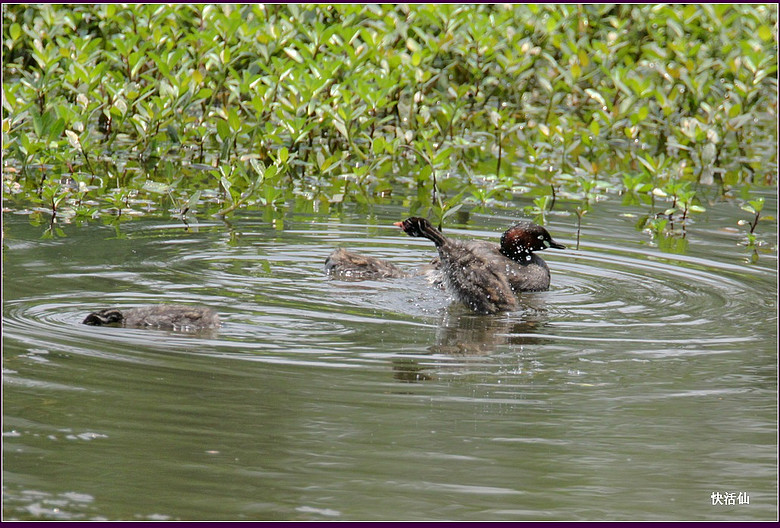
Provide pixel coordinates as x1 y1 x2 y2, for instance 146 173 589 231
2 216 775 374
3 212 776 521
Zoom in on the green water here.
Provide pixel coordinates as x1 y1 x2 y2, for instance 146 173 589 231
2 197 777 520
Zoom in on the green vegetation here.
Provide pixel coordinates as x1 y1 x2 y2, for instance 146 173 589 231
2 4 777 253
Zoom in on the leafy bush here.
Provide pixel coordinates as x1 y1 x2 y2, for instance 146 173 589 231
2 4 777 248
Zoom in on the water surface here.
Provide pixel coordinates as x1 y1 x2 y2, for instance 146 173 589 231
2 198 777 520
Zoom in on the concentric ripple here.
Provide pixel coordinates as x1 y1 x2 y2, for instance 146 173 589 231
547 245 774 342
2 210 776 521
2 214 776 370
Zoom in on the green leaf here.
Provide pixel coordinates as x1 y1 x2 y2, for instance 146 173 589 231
284 47 304 63
442 203 463 220
220 176 233 201
570 62 581 80
216 119 231 141
748 197 765 213
249 158 265 177
418 164 432 183
227 108 241 132
372 135 385 155
166 125 180 144
333 118 349 140
142 180 170 194
433 147 453 165
278 147 289 164
585 88 606 107
20 132 33 155
264 164 278 181
184 191 201 213
538 76 553 94
114 98 128 116
320 154 340 173
48 118 65 143
32 111 44 139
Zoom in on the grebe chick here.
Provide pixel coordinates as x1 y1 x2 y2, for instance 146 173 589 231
83 305 220 330
324 248 408 279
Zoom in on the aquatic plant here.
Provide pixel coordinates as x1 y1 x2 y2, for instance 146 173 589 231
2 4 776 256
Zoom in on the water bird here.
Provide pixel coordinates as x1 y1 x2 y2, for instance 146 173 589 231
324 247 444 286
324 247 408 279
83 305 220 330
394 217 565 314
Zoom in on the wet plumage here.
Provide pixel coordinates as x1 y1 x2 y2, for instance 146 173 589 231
324 248 408 279
395 217 564 314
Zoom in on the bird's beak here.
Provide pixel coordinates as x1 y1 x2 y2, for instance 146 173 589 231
393 221 403 228
548 239 566 249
